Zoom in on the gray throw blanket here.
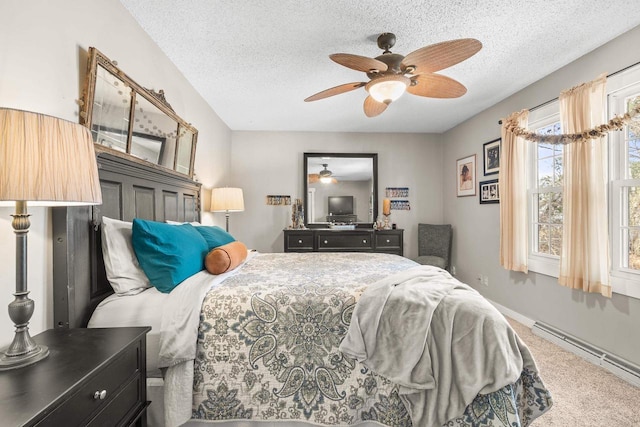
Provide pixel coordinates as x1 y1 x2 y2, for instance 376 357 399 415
339 266 538 427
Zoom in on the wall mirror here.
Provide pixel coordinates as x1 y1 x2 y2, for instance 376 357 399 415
80 47 198 177
304 153 378 228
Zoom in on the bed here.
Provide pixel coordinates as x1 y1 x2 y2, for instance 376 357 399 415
52 152 552 427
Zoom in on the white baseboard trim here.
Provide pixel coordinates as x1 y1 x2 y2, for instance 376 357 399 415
486 299 536 327
487 298 640 388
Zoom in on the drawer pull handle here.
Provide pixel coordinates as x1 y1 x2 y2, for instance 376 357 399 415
94 390 107 400
298 239 303 244
386 239 390 243
324 240 328 244
362 240 367 243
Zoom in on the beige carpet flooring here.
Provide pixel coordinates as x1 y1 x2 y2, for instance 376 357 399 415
507 318 640 427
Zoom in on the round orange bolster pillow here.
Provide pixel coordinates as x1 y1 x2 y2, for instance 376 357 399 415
205 241 248 275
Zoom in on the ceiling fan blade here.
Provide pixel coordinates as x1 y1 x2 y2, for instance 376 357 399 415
402 38 482 74
308 173 338 184
407 73 467 98
363 96 388 117
304 82 366 102
330 53 388 73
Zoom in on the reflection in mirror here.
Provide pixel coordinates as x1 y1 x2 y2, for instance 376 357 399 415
81 47 198 177
91 65 130 152
176 126 195 175
133 95 175 167
303 153 378 227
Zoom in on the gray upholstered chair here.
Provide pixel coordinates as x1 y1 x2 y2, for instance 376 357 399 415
416 223 452 271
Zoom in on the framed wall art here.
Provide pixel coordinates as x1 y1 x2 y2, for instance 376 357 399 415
456 154 476 197
479 179 500 204
385 187 409 198
483 138 501 175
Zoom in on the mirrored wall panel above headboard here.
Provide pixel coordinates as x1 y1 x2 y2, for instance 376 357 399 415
80 47 198 178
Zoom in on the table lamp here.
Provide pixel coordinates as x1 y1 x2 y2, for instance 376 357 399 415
0 108 102 370
210 187 244 232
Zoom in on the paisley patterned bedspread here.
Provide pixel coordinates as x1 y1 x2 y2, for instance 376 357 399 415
189 252 552 426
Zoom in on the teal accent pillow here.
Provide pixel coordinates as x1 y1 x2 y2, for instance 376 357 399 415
194 225 235 250
131 219 208 293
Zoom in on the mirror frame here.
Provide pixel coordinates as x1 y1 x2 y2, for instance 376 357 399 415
80 47 198 178
303 152 378 228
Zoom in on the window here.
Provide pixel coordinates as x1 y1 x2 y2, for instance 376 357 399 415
533 123 563 256
609 75 640 298
525 69 640 298
527 104 563 277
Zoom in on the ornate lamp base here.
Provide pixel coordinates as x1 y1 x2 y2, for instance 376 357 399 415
0 343 49 370
0 201 50 370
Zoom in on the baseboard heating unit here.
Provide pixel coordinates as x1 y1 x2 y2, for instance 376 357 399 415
532 322 640 388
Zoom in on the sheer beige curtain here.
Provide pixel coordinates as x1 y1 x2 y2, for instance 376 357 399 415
499 110 529 272
558 74 611 297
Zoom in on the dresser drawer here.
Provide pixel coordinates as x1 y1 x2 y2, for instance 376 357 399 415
317 231 374 251
38 341 140 426
285 232 314 251
375 233 401 248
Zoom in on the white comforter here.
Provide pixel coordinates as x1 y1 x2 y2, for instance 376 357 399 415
340 266 537 427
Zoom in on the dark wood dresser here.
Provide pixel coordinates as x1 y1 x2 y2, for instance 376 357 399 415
0 327 150 427
284 228 404 256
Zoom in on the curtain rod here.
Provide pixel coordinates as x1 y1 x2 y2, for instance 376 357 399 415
497 59 640 125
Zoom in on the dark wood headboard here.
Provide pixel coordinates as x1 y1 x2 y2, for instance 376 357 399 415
52 151 202 328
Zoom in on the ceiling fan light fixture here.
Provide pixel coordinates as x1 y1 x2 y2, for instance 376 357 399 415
366 75 410 104
318 163 333 184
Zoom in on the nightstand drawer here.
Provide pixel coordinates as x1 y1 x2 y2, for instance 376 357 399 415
88 374 145 426
375 233 401 248
38 341 140 426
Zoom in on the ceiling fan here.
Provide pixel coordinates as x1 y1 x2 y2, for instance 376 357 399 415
304 33 482 117
308 164 338 184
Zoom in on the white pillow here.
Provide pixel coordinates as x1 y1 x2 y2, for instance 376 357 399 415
166 219 202 226
101 216 151 295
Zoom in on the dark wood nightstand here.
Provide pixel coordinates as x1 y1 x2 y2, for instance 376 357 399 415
0 327 150 426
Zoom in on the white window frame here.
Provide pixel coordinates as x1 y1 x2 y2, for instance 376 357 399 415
525 68 640 299
607 67 640 299
527 102 562 278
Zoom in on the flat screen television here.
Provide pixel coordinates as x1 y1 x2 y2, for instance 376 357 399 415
328 196 354 215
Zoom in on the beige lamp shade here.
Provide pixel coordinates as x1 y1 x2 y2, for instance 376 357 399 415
0 108 102 206
210 187 244 212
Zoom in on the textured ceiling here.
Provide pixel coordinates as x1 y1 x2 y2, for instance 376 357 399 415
120 1 640 133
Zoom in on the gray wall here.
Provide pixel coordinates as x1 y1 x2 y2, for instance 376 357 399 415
229 131 444 259
0 0 232 347
442 25 640 365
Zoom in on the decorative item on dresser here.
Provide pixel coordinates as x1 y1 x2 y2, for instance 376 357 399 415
290 197 305 229
0 327 150 426
0 108 102 370
284 228 404 256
